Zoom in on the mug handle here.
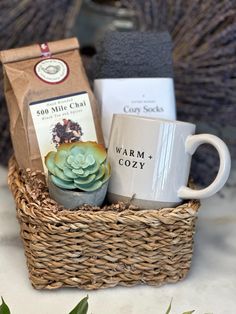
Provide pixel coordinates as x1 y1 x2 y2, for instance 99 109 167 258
178 134 231 199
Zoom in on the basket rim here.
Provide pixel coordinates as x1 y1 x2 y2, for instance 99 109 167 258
8 156 200 225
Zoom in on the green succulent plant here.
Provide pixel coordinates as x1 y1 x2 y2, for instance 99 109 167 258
45 141 111 192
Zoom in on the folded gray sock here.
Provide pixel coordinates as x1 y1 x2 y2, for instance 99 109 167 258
92 31 173 79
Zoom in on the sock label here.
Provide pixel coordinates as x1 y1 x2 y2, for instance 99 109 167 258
94 78 176 146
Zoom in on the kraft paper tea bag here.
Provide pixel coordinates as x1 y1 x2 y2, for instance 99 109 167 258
0 38 104 172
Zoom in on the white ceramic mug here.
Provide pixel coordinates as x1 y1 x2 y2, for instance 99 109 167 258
107 114 231 209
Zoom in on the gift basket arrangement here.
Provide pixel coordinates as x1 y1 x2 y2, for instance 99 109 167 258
1 2 232 290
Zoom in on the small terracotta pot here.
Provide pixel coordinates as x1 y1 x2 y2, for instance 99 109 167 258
48 174 109 209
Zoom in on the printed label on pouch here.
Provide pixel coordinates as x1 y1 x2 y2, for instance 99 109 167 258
94 78 176 146
29 92 97 172
35 58 69 84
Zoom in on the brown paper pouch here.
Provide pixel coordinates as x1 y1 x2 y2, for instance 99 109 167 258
0 38 104 171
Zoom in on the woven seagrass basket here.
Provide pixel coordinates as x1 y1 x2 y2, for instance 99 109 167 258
8 157 200 290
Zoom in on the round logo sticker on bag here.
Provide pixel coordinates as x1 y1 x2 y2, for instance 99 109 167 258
35 58 69 84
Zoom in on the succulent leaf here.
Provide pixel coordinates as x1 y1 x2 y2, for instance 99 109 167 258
71 142 106 163
73 169 93 179
85 161 100 175
45 152 56 175
101 162 111 183
76 180 103 192
74 174 96 185
63 166 78 179
54 150 68 169
93 164 105 181
51 175 76 190
70 146 85 156
54 167 71 182
72 168 86 175
85 142 107 164
67 155 75 165
45 141 111 192
85 154 95 166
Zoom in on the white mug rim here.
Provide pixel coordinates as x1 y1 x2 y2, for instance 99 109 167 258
113 114 195 128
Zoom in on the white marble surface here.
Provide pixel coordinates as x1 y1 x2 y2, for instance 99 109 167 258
0 165 236 314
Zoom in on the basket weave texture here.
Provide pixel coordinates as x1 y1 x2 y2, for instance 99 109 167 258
8 157 200 290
